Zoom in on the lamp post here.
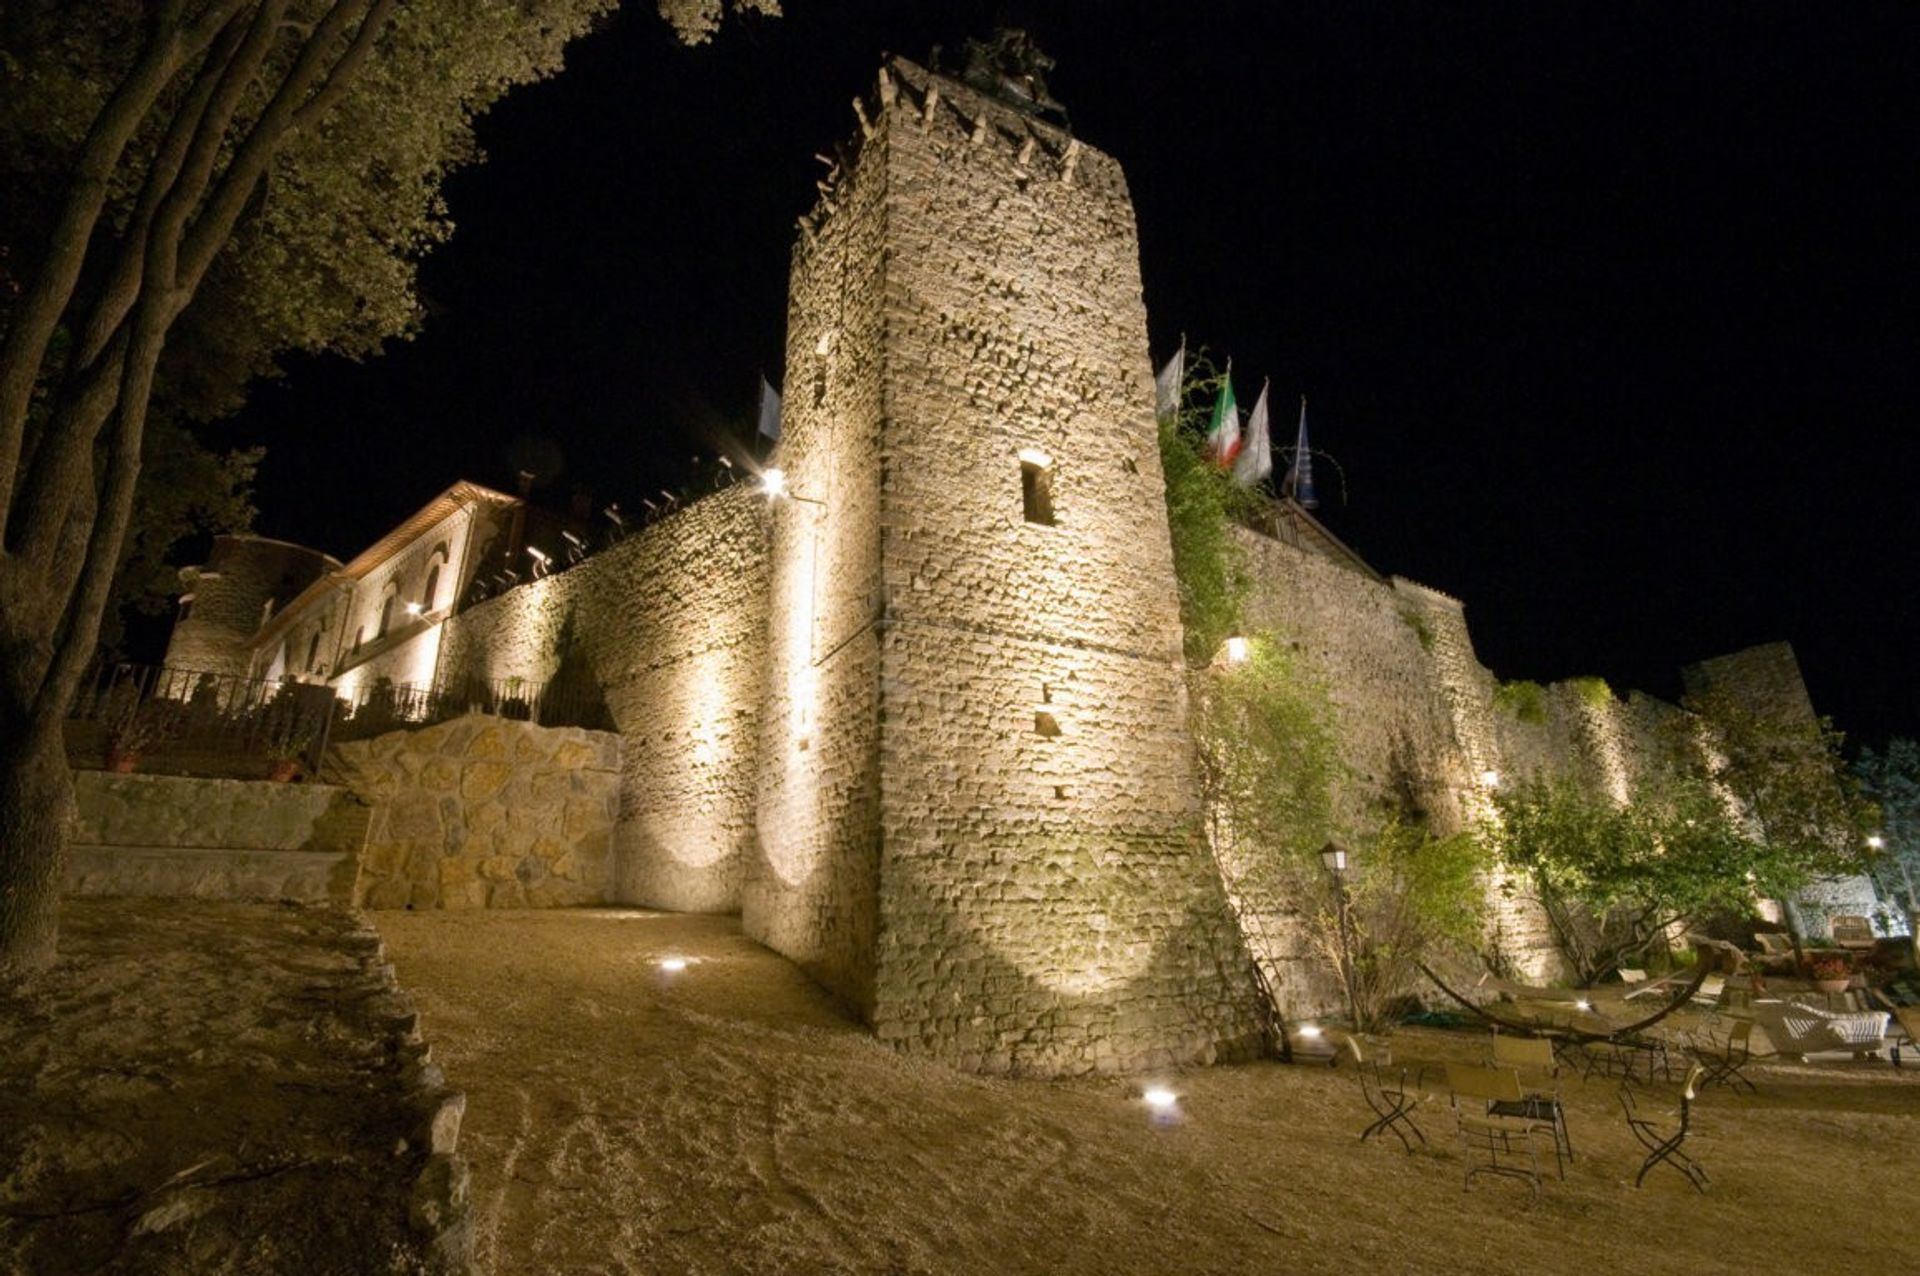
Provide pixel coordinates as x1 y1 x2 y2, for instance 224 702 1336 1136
1320 840 1360 1030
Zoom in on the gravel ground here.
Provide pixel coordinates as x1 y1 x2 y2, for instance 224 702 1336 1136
0 901 443 1276
378 909 1920 1276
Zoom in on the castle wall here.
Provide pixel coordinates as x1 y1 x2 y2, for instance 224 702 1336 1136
437 486 769 914
744 91 891 1014
1231 527 1705 989
833 61 1266 1072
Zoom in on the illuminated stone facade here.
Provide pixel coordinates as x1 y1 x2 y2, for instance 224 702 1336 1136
165 56 1869 1069
751 58 1268 1072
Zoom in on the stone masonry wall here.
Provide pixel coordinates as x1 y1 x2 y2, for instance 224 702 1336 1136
1235 523 1857 998
746 74 890 1014
436 487 770 914
827 60 1268 1072
331 716 620 909
65 771 367 902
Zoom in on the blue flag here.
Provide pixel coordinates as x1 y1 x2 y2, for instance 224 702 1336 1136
1285 395 1317 509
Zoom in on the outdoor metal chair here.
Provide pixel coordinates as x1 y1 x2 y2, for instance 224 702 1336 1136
1444 1062 1561 1197
1345 1036 1429 1152
1688 1019 1757 1094
1487 1032 1573 1166
1619 1064 1709 1192
1579 1026 1674 1085
1888 1006 1919 1069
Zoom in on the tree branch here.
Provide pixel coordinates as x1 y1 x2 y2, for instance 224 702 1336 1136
0 0 248 534
179 0 398 293
11 0 288 577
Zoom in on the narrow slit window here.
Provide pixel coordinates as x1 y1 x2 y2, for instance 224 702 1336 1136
1020 451 1055 526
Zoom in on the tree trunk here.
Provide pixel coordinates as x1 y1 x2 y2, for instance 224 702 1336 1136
0 721 74 978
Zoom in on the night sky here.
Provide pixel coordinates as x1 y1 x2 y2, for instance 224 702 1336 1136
214 2 1919 747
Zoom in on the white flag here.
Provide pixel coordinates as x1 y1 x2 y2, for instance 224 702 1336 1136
756 375 782 444
1232 379 1273 486
1153 339 1185 424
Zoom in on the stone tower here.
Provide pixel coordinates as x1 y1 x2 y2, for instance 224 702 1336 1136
748 54 1266 1074
165 535 340 680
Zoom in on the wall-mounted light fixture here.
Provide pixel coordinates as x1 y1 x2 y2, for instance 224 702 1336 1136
760 466 825 507
1478 769 1502 789
405 601 424 617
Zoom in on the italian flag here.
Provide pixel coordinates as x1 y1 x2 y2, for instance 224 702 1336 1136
1207 366 1242 466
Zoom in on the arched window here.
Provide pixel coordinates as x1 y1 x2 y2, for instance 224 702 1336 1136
305 631 323 673
378 593 396 638
421 563 441 613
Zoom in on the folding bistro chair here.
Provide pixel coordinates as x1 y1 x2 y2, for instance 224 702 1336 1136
1890 1006 1920 1070
1445 1062 1561 1197
1620 1064 1709 1193
1488 1032 1573 1166
1345 1036 1429 1152
1688 1019 1757 1094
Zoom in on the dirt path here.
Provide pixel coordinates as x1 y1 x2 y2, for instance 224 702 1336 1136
0 901 436 1276
378 910 1920 1276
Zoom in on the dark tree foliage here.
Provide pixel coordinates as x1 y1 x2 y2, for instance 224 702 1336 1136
1854 738 1919 948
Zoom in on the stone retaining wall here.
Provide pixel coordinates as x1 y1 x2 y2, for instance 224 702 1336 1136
331 715 620 909
65 771 366 902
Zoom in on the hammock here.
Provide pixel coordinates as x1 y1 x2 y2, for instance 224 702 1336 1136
1415 960 1712 1044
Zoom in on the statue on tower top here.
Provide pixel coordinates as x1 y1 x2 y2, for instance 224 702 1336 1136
959 28 1070 126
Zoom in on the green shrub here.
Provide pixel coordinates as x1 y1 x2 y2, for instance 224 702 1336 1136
1494 679 1549 724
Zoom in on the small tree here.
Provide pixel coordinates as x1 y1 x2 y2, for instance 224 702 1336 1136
1482 776 1673 986
1313 816 1488 1035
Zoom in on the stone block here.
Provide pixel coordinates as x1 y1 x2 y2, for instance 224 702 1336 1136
460 761 512 803
364 878 411 910
408 1153 471 1234
551 740 596 771
419 756 460 793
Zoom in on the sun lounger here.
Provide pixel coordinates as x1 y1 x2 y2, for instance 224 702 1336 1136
1750 1002 1890 1060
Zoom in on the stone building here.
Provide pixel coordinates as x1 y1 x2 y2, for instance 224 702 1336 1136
166 54 1880 1072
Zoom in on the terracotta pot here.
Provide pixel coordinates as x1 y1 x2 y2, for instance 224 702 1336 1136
267 759 300 783
1814 977 1850 995
106 751 139 774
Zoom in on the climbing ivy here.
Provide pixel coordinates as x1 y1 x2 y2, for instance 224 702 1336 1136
1157 352 1261 666
1493 678 1549 724
1567 675 1615 709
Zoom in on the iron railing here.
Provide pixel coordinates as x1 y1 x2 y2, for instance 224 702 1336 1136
67 664 337 775
328 672 611 741
67 663 613 775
